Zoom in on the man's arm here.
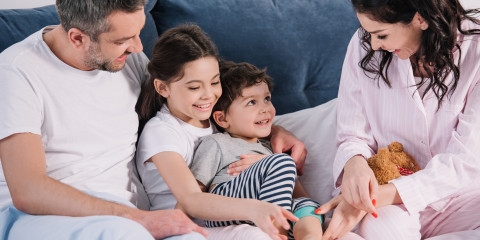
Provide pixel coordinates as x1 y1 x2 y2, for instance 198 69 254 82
270 125 307 175
0 133 207 239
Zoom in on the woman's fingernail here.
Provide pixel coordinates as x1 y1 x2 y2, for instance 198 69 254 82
314 208 321 214
372 212 378 218
372 199 376 206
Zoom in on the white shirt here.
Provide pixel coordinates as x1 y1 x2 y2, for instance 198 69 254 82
335 20 480 213
0 27 149 209
136 105 216 210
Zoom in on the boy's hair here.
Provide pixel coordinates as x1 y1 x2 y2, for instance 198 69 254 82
213 60 273 115
56 0 146 41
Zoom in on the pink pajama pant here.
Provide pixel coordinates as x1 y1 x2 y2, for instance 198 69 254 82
340 189 480 240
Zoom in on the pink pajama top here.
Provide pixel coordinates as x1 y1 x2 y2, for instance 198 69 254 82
334 20 480 214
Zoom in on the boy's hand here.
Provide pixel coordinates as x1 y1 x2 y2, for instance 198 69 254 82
227 154 266 175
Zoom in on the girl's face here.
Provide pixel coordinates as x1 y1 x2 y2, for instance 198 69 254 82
357 12 426 60
219 82 275 143
156 56 221 128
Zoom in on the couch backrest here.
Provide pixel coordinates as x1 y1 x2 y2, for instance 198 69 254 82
0 0 359 115
0 0 159 59
151 0 359 114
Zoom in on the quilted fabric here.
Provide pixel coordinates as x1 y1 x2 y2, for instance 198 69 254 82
151 0 359 114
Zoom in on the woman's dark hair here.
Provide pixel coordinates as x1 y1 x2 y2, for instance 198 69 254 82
135 24 219 133
212 61 273 132
351 0 480 108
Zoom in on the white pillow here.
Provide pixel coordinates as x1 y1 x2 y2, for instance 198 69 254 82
274 98 337 206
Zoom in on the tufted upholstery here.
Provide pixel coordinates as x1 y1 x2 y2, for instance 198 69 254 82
151 0 359 114
0 0 359 114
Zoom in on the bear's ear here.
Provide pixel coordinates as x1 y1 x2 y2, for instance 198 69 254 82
388 142 403 152
378 148 389 155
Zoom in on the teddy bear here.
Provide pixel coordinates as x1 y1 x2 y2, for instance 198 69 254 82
367 142 421 185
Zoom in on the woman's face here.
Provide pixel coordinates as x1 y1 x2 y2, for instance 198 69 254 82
357 12 426 60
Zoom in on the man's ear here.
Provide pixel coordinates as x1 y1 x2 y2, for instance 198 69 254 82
154 79 169 98
212 111 229 129
413 12 429 30
67 28 90 49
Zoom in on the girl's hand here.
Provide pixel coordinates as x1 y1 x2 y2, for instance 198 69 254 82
341 155 378 214
270 125 307 175
250 201 299 240
315 195 366 240
227 154 266 176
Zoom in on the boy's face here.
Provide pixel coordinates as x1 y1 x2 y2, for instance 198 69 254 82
220 82 275 143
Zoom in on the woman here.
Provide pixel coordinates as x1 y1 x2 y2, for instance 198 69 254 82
317 0 480 239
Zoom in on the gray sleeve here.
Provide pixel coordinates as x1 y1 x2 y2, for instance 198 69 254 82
190 136 222 188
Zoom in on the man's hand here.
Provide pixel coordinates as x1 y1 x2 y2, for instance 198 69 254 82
315 195 367 240
130 209 209 239
270 125 307 175
227 154 266 176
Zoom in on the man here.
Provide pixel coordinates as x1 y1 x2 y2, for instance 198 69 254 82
0 0 207 239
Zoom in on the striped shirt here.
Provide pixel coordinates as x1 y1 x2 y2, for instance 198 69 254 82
334 20 480 214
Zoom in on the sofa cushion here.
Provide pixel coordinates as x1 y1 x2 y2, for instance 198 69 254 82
0 5 59 53
152 0 359 114
0 0 158 59
275 99 337 207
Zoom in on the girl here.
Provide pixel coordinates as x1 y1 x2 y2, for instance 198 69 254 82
317 0 480 239
135 24 303 240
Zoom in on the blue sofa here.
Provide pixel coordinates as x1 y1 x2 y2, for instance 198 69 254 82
0 0 359 115
0 0 359 215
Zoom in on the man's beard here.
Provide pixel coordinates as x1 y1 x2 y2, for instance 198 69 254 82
84 43 126 73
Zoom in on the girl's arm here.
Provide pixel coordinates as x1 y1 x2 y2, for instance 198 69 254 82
151 151 298 240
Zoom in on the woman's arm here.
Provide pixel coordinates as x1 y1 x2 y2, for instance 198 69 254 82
151 151 297 240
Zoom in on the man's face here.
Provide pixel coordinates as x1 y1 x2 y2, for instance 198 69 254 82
84 9 145 72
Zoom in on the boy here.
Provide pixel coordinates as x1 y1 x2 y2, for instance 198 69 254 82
190 61 324 240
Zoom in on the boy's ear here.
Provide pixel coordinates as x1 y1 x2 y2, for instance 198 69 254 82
212 111 229 129
154 79 169 98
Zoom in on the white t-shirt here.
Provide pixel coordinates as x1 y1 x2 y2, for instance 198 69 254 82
136 105 216 210
0 26 150 209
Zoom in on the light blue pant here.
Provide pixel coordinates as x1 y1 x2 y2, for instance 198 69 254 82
0 192 206 240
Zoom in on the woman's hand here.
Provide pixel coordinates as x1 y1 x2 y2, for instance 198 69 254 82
315 195 367 240
341 155 378 214
270 125 307 175
249 201 299 240
227 154 266 176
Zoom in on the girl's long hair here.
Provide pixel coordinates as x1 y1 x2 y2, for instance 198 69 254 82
135 24 219 134
351 0 480 108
